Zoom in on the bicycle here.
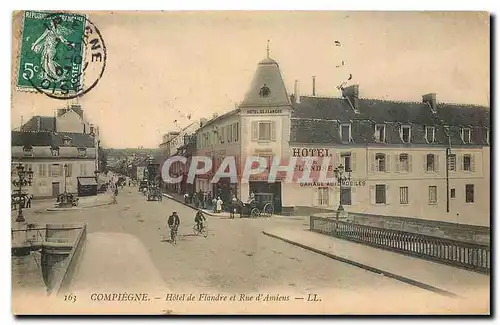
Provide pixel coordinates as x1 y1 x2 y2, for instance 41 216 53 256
170 226 179 246
193 222 208 238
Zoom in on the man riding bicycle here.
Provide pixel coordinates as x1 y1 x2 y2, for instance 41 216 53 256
167 212 180 241
194 209 206 232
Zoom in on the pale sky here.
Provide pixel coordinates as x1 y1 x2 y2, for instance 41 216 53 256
11 11 490 148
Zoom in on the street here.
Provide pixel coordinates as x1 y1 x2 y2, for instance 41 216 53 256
13 188 462 313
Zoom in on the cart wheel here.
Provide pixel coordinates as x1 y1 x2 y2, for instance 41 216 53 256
263 203 274 217
250 208 260 218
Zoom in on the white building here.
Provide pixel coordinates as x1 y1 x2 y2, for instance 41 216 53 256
192 53 489 226
11 131 97 198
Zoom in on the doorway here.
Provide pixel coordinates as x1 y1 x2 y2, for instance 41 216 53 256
52 182 60 197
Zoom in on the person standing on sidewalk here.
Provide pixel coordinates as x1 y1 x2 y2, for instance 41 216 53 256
216 197 223 213
184 192 189 205
113 186 119 204
230 195 238 219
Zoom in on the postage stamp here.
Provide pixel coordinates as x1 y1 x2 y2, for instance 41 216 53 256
16 11 106 99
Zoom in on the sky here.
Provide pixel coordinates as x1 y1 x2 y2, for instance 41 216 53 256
11 11 490 149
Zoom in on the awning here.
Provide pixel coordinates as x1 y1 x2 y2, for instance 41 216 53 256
78 177 98 186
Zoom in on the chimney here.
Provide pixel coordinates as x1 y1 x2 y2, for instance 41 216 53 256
200 118 208 127
422 93 437 112
312 76 316 96
342 84 360 112
294 80 300 103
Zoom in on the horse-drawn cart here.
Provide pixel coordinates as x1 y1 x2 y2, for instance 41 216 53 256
239 192 274 218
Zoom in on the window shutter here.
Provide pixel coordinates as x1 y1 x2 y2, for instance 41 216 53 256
385 185 390 205
251 121 258 141
385 154 390 173
271 121 277 141
423 155 428 173
435 155 440 173
369 185 375 204
460 154 464 171
351 153 357 172
394 154 400 172
313 188 319 207
370 153 375 173
336 152 341 168
59 164 64 176
471 154 476 172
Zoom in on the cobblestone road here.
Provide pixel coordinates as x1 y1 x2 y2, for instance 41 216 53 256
15 188 461 313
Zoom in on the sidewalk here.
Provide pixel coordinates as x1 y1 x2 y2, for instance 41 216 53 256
263 228 490 299
162 192 232 218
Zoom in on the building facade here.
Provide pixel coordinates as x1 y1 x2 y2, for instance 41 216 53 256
184 54 490 226
11 131 97 198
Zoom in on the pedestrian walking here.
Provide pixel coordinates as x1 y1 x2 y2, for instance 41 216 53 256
113 186 119 204
26 194 33 208
230 195 238 219
184 192 189 205
216 197 223 213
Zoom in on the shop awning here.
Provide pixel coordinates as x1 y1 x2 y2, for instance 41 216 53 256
78 178 98 186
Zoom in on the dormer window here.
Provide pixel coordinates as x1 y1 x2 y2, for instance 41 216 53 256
400 125 411 143
461 128 472 144
63 136 72 146
259 84 271 98
23 146 33 156
51 147 60 157
374 124 386 143
425 126 436 143
77 148 87 158
340 123 352 143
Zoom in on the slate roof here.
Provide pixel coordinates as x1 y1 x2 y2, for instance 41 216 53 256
21 116 56 132
11 131 95 148
239 57 291 108
290 96 490 146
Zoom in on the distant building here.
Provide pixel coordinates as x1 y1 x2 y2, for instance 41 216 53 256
11 131 97 198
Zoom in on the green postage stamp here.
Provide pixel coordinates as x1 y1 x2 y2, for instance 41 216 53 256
16 11 95 98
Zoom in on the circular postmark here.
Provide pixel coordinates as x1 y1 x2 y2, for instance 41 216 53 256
20 11 107 100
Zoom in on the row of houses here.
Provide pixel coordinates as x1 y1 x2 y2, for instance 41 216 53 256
11 104 102 198
158 54 490 226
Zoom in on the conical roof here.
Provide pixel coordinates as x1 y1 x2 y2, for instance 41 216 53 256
239 56 291 108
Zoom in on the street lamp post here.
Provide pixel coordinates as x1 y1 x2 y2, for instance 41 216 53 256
12 163 34 223
334 164 352 220
63 163 68 194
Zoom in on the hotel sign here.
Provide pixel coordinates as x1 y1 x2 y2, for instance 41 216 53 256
246 109 282 114
299 180 367 187
291 148 333 157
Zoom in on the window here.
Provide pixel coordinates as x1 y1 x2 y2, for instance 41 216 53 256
38 164 47 177
428 186 437 204
450 188 456 198
425 126 436 143
51 164 60 177
465 184 474 203
318 187 329 206
426 154 435 172
461 128 472 144
374 124 386 143
259 84 271 97
77 148 87 158
399 186 409 204
341 153 352 172
235 123 239 142
448 154 456 171
51 147 60 156
400 125 411 143
399 154 409 172
80 164 87 176
340 124 351 143
341 187 352 205
23 146 33 156
259 155 272 171
66 163 73 177
375 153 386 172
375 185 386 204
252 121 275 142
463 154 471 171
227 125 232 142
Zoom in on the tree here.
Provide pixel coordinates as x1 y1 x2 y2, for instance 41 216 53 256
98 144 108 174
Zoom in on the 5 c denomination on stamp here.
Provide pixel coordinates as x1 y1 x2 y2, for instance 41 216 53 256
16 11 106 100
